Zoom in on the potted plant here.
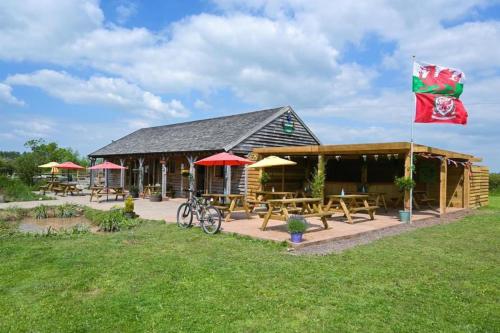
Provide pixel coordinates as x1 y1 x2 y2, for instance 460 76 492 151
287 216 308 243
129 185 139 198
259 171 270 190
123 196 136 218
150 191 162 202
308 167 325 199
394 176 416 223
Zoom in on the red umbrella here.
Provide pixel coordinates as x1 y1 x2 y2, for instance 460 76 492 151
195 152 253 166
58 161 85 169
57 161 85 183
195 152 253 195
88 161 126 170
88 162 127 201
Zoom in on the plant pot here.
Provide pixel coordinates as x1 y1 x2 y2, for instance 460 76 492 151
399 210 411 223
124 212 136 219
290 232 303 243
150 195 162 202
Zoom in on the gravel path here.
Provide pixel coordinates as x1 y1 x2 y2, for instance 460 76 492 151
290 209 475 255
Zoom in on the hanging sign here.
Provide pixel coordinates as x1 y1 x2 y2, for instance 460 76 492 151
282 111 295 134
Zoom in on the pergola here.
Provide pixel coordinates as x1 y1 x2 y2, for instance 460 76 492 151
252 142 482 214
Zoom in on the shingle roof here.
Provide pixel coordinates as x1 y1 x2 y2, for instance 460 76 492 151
89 106 288 157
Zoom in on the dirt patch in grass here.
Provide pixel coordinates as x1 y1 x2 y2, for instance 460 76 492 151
292 209 476 255
18 216 97 234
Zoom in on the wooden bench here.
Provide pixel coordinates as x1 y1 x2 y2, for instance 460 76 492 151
52 186 66 196
349 205 379 220
39 184 49 195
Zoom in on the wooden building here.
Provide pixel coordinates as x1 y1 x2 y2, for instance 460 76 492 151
250 142 489 213
88 106 320 197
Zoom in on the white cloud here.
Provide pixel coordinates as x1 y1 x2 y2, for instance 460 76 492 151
116 1 138 24
6 70 189 119
9 118 55 138
194 99 211 110
0 83 25 106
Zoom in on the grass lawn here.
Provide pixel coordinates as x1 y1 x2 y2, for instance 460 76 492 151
0 197 499 332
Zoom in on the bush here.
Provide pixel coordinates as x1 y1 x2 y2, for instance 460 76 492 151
0 176 48 202
124 196 134 213
0 206 27 222
287 217 308 234
33 205 49 219
308 167 325 198
56 203 79 218
490 173 500 194
84 208 141 232
394 176 416 192
259 171 270 186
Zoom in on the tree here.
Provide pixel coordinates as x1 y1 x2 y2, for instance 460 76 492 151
15 139 89 185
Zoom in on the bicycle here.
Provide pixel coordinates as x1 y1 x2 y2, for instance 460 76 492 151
176 190 222 234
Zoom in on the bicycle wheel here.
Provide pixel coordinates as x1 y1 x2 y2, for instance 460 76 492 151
201 206 222 234
176 203 193 228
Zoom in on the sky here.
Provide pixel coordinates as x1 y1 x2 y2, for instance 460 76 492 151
0 0 499 171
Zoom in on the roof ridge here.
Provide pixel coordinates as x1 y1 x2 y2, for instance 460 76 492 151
141 106 286 131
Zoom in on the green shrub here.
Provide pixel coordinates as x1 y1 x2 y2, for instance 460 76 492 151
308 167 325 198
287 217 308 234
0 176 48 202
394 176 416 192
84 208 141 232
56 203 79 218
490 173 500 193
124 196 134 213
33 205 49 219
259 171 270 186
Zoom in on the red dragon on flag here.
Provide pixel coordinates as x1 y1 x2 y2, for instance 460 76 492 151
413 61 468 125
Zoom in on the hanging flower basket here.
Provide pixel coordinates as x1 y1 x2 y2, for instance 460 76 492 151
181 169 190 176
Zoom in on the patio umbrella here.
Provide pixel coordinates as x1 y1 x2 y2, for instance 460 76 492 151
248 155 297 191
88 161 126 201
38 162 60 181
195 152 254 194
57 161 85 184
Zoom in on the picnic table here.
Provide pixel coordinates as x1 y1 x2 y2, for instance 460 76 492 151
349 192 388 212
413 190 436 209
52 183 82 196
90 186 127 202
202 194 250 222
325 194 378 224
248 191 296 212
260 197 331 231
143 185 161 198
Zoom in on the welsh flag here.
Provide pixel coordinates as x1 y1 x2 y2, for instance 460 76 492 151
412 61 465 97
415 93 468 125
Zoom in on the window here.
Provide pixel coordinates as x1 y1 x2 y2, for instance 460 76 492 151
168 159 176 174
215 166 225 178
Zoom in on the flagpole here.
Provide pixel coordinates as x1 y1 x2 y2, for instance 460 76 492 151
410 55 415 223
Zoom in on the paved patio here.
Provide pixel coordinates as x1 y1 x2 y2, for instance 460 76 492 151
0 191 463 248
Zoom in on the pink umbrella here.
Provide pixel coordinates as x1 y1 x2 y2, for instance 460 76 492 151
88 162 127 201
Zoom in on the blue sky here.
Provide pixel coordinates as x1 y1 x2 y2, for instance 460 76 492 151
0 0 499 171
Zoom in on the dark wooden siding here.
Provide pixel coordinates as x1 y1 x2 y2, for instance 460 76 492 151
231 111 319 154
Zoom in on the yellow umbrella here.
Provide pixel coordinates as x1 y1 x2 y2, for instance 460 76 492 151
38 162 60 180
248 156 297 191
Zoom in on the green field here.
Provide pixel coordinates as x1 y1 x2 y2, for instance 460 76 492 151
0 197 499 332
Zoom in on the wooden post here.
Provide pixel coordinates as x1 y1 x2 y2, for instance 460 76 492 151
161 156 168 198
119 158 125 189
89 158 96 188
463 164 470 208
404 153 411 210
180 162 184 197
318 154 325 198
138 157 145 194
440 157 447 215
244 165 248 198
186 155 198 194
225 165 232 195
361 163 368 186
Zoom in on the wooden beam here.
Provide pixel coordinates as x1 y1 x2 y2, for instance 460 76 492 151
404 153 411 210
318 154 325 198
463 165 470 209
440 158 447 215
